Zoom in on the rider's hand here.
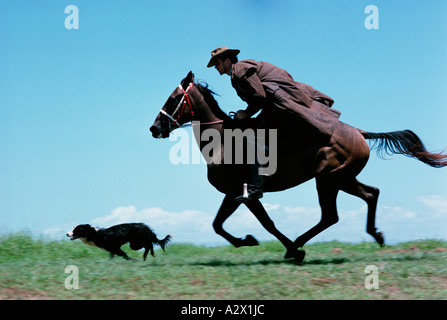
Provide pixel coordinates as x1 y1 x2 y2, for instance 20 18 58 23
234 110 249 121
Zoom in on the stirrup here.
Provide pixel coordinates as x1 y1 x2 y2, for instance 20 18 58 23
234 183 263 203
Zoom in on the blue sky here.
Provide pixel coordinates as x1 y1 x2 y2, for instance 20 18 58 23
1 1 446 246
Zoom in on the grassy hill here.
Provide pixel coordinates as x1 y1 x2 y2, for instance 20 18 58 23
1 233 446 300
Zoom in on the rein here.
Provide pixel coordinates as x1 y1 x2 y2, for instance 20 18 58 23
159 83 224 128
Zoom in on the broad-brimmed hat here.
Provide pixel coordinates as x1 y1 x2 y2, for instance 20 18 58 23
207 46 240 68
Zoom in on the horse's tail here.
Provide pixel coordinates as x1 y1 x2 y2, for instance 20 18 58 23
157 234 172 252
361 129 447 168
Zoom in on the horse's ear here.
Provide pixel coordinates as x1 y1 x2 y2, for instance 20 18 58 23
181 71 194 89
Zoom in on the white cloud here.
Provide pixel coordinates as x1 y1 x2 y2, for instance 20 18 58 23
377 196 447 242
263 203 281 211
417 195 447 215
381 205 417 219
283 206 318 215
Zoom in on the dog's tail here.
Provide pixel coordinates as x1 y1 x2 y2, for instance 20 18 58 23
157 235 172 252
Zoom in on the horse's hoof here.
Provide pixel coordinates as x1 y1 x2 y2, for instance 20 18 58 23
243 234 259 246
284 249 296 259
375 232 385 247
284 249 305 263
295 250 306 264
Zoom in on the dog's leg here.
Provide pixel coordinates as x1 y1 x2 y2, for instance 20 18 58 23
143 248 150 261
108 247 130 260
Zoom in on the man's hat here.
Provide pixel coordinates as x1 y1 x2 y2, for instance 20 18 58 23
207 46 240 68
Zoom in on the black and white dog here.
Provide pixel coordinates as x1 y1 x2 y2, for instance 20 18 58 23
67 223 171 260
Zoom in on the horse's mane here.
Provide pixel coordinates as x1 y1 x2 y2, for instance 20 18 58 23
195 81 231 121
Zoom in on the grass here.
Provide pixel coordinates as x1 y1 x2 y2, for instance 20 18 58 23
1 232 446 300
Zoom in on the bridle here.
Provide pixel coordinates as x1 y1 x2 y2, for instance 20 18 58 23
158 83 224 129
159 83 194 128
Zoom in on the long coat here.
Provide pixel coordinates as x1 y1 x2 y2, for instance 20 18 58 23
231 59 341 138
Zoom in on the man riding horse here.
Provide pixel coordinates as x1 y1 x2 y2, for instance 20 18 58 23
150 49 446 261
207 46 342 202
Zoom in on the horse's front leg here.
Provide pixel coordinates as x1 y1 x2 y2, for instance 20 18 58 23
213 195 259 247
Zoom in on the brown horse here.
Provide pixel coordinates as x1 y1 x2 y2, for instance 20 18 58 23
150 71 447 262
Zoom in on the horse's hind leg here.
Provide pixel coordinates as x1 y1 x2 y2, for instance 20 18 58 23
340 178 384 246
294 178 340 249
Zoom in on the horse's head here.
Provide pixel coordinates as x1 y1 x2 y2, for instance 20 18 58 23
150 71 196 138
